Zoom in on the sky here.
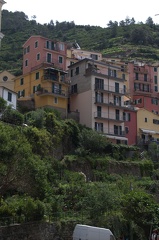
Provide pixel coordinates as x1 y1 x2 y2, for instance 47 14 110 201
2 0 159 28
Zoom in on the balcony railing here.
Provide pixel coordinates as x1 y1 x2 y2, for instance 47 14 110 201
95 127 125 136
94 97 132 109
94 111 125 121
94 84 125 95
41 74 70 84
36 87 68 97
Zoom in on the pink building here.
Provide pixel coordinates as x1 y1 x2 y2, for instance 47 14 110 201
124 108 137 145
128 62 159 112
22 35 67 75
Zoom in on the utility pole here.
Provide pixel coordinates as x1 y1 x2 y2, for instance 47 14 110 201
0 0 6 49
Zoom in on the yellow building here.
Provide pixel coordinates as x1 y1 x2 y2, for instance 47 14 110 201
0 70 15 91
14 64 69 118
137 108 159 144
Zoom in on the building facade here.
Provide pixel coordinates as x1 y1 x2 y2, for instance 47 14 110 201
14 36 69 117
69 58 130 144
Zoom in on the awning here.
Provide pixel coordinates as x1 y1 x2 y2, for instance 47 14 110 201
140 128 159 134
106 135 128 141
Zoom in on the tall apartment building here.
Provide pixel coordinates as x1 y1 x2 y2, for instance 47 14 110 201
69 58 132 144
14 36 69 117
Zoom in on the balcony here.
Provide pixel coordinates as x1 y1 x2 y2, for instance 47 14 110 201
134 67 148 74
94 111 125 122
95 127 126 137
94 84 125 95
85 68 125 81
134 78 152 83
31 57 66 72
41 74 69 84
36 87 68 98
134 88 152 95
94 98 133 109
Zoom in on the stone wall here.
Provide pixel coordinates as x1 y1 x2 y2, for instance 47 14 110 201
0 222 62 240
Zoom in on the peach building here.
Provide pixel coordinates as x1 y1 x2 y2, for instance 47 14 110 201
69 58 130 144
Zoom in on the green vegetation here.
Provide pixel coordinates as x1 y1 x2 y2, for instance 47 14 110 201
2 11 159 75
0 98 159 239
2 12 159 239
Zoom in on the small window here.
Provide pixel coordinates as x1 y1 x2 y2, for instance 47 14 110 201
54 97 58 104
75 67 79 75
59 56 63 64
20 78 24 85
145 118 147 122
8 92 12 102
154 67 157 72
37 53 40 60
3 76 8 81
125 126 129 134
71 69 73 77
27 46 30 53
35 41 38 48
59 43 64 51
35 72 40 80
154 76 158 84
25 59 28 66
154 86 158 92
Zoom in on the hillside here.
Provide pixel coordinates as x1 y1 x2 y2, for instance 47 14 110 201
1 11 159 75
1 105 159 239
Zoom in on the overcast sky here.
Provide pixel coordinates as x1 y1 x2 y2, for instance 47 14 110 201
3 0 159 27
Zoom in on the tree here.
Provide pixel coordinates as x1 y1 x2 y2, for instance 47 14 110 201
121 191 159 238
76 128 108 155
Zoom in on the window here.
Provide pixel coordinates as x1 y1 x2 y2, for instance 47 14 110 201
54 97 58 104
59 43 64 51
115 82 119 93
95 92 103 103
71 69 73 77
20 78 24 85
71 84 77 94
123 112 131 121
154 67 157 72
75 67 79 75
153 119 159 124
145 118 147 122
122 74 125 80
35 72 40 80
134 98 142 104
135 73 138 80
3 76 8 81
97 106 102 117
95 122 103 132
91 54 98 60
37 53 40 60
8 92 12 102
95 78 104 90
46 40 54 50
154 86 158 92
47 53 52 63
151 98 158 105
109 69 117 77
59 43 65 51
24 46 30 54
18 90 25 98
59 56 63 64
35 41 38 48
125 126 129 134
25 59 28 66
144 74 147 81
154 76 158 84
